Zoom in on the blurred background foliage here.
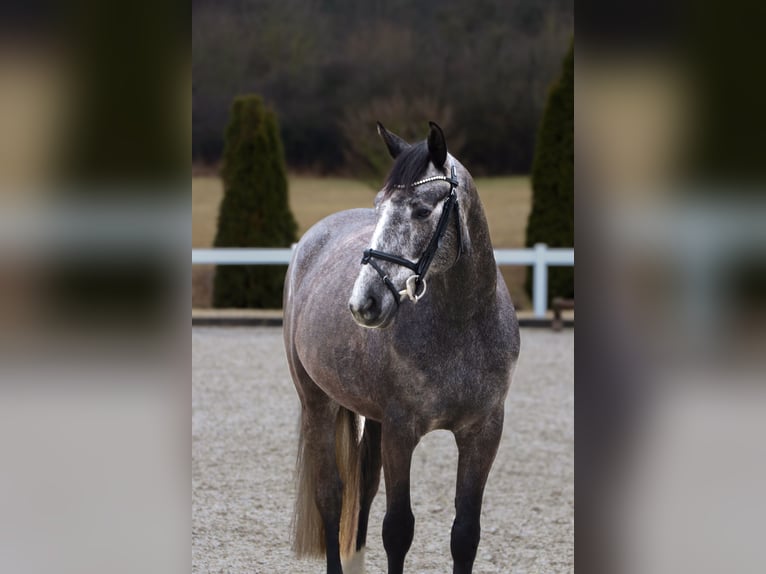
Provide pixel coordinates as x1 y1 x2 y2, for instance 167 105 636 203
525 39 574 303
192 0 573 176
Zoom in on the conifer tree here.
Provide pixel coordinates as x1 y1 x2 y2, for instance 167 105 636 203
525 40 574 305
213 96 297 308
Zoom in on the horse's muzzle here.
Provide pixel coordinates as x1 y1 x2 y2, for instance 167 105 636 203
349 292 396 328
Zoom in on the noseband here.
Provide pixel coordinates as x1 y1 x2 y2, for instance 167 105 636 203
361 165 462 305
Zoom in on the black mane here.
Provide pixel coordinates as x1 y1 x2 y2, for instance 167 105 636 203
383 141 439 196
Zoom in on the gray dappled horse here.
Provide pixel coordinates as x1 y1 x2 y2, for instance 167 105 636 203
283 122 520 574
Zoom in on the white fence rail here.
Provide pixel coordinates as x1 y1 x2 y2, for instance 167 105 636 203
192 243 574 318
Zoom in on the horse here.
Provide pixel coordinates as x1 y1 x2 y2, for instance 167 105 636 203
283 121 520 574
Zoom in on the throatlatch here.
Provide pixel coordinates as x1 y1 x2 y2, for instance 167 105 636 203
361 165 462 305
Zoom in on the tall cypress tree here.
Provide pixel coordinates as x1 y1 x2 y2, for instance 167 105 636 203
213 96 297 308
525 39 574 305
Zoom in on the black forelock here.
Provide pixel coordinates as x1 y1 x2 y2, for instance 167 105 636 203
382 141 442 196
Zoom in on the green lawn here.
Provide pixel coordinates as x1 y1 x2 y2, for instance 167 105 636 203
193 175 533 308
193 175 531 246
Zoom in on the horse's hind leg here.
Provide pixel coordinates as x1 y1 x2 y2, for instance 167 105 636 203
298 396 345 574
345 419 382 573
288 346 348 574
451 411 505 574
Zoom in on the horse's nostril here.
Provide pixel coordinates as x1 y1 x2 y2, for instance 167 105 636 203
350 295 380 322
362 296 377 313
350 295 379 321
360 296 381 321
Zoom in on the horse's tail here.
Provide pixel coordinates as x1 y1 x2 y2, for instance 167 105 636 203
336 407 362 558
292 406 361 560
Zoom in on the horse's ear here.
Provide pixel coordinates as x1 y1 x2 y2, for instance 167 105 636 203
377 122 410 159
427 121 448 168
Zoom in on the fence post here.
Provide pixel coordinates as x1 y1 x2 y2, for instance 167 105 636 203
533 243 548 318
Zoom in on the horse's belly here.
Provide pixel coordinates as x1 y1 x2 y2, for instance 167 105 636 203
296 327 388 421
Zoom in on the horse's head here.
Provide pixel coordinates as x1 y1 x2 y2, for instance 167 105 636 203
349 122 469 328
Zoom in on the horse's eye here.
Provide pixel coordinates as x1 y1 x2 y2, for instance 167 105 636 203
413 207 432 220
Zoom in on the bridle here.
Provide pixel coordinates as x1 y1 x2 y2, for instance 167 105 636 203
361 165 462 305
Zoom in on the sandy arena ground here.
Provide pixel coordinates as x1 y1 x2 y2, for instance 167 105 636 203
192 327 573 573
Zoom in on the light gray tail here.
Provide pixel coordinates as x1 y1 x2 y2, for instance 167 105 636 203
292 406 361 560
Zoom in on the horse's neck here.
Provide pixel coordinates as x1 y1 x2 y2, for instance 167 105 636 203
431 206 497 318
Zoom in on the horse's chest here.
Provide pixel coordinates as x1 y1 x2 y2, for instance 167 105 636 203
384 333 510 421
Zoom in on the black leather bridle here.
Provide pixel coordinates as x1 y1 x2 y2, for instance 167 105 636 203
361 165 462 305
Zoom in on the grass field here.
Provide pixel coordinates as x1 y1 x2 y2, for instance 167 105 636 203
193 175 533 308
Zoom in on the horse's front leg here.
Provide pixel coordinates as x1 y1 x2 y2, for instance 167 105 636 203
451 411 505 574
380 419 419 574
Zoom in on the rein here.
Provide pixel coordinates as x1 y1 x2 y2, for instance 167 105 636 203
361 165 462 305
